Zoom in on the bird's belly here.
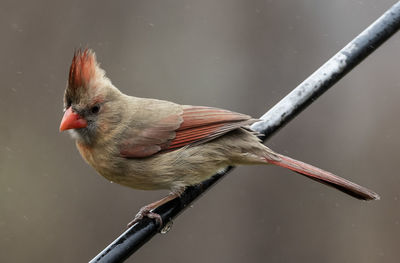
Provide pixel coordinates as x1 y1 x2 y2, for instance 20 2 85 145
76 131 263 192
93 149 227 192
90 155 171 191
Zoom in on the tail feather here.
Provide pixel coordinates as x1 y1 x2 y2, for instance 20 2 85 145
268 154 380 201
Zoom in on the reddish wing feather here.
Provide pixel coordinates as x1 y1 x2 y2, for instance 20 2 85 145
167 122 225 149
166 106 256 151
120 112 182 158
178 106 251 129
120 105 257 158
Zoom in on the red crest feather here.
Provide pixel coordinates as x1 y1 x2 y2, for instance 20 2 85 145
68 48 96 90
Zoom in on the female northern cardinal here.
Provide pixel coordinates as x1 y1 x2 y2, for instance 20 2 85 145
60 49 379 227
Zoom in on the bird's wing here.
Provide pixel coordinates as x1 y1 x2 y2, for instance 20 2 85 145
119 104 257 158
166 106 257 150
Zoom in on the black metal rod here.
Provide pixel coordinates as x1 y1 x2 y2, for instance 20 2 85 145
90 2 400 262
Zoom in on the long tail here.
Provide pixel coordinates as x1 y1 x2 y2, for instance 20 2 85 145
267 153 380 200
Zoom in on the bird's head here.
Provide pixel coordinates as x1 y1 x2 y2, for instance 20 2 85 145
60 49 122 144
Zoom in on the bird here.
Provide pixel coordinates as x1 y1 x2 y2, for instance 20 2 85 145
60 49 379 228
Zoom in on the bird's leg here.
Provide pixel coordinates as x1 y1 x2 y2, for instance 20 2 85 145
127 193 179 229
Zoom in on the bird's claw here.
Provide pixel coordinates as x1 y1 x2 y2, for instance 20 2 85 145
127 206 163 230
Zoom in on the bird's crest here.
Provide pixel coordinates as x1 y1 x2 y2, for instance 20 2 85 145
68 48 97 90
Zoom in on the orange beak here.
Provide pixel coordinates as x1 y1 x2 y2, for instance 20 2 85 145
59 107 88 132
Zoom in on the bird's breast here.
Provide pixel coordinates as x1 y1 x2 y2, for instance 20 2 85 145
76 141 95 166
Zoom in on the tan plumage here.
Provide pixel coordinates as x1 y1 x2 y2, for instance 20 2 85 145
60 49 379 226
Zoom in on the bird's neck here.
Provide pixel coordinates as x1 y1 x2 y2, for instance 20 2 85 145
69 128 97 146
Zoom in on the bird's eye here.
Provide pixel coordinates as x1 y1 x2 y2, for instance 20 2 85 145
91 105 100 114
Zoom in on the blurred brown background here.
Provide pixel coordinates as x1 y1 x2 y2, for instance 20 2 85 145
1 0 399 262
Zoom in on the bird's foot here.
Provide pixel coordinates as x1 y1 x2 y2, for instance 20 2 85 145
127 192 180 231
127 205 163 229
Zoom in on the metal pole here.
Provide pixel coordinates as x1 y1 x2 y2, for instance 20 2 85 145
90 2 400 262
